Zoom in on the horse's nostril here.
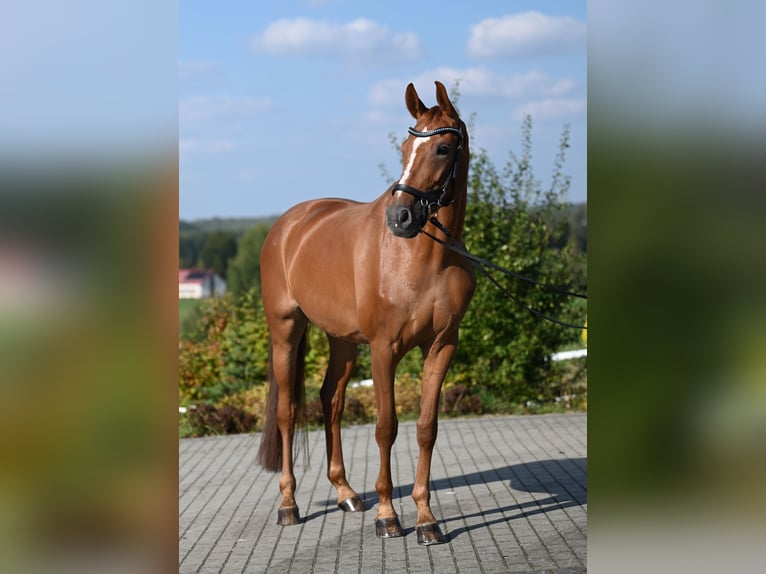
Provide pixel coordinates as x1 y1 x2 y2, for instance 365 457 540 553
398 209 412 227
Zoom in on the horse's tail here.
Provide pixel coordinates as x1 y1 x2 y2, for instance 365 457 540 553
257 332 308 472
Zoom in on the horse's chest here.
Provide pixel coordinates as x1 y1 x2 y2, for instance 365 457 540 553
403 280 471 334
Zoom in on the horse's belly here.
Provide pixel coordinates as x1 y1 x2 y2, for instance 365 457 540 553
309 312 368 344
288 259 367 344
295 294 367 343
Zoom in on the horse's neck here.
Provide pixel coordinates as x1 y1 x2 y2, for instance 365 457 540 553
444 150 470 242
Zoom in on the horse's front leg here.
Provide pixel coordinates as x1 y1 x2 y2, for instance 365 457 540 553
412 333 458 545
320 337 365 512
370 343 403 538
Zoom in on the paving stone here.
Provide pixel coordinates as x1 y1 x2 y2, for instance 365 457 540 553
180 414 586 573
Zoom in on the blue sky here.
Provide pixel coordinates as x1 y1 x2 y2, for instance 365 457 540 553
179 1 586 220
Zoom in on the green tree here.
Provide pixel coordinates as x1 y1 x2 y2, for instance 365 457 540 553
220 290 271 392
179 228 206 268
199 230 237 277
227 223 270 298
452 115 586 406
179 289 272 406
569 202 587 254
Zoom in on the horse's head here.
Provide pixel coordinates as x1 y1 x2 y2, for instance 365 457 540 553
386 81 467 238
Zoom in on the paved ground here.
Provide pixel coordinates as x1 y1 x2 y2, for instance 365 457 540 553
179 413 587 573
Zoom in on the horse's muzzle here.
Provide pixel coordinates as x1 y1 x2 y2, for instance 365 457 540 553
385 202 427 238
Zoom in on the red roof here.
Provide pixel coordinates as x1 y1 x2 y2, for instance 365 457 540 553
179 268 215 284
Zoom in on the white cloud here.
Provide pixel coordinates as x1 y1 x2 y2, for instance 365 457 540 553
543 78 577 97
512 98 585 121
250 18 422 62
368 67 577 107
468 12 586 58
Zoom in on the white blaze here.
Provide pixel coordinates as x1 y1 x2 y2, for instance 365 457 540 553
397 129 430 188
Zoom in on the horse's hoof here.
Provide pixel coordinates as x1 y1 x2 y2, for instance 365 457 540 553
277 507 300 526
375 517 404 539
338 496 366 512
416 522 447 545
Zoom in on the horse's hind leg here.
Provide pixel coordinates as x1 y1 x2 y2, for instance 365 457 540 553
320 337 365 512
271 313 308 525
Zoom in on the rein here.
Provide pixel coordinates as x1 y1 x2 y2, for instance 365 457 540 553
391 126 463 213
422 216 588 331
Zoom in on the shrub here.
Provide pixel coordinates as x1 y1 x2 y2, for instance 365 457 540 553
343 397 370 424
178 297 229 405
179 290 271 412
220 290 270 393
303 399 324 427
441 383 483 416
216 383 271 426
184 404 257 437
453 117 586 403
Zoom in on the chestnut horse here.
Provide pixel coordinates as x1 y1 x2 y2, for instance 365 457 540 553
257 81 474 545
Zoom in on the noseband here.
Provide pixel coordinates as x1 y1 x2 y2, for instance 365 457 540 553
391 125 463 214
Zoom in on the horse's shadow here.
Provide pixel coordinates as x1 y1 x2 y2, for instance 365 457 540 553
303 458 586 540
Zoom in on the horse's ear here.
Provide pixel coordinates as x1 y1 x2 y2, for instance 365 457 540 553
434 81 458 120
405 83 428 119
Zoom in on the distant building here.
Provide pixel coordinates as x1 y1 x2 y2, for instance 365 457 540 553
179 268 227 299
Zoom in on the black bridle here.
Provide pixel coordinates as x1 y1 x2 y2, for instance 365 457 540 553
391 125 463 214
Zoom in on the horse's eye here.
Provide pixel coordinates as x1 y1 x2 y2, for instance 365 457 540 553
436 145 450 156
